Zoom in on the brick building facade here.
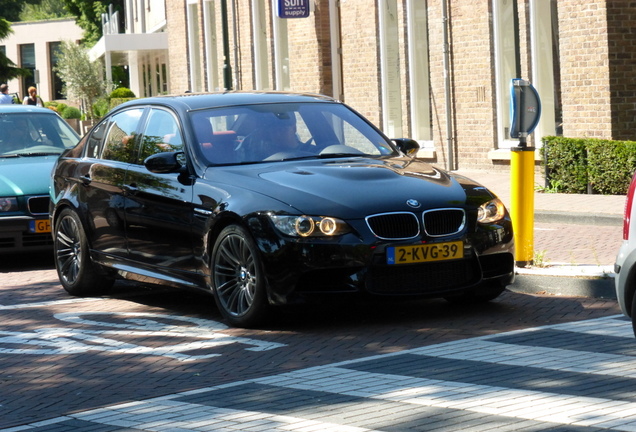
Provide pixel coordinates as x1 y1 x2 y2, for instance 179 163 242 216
165 0 636 171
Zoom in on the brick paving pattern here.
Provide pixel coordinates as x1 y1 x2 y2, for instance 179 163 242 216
3 315 634 432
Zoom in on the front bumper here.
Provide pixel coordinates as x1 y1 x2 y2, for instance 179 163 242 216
0 216 53 253
615 239 636 316
256 218 515 305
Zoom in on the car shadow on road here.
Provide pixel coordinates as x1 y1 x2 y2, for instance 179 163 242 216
0 251 55 272
103 282 516 331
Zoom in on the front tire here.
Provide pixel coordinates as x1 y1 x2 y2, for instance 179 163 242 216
211 225 269 327
54 208 114 296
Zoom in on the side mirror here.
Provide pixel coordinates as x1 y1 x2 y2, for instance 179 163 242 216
393 138 420 156
144 151 186 174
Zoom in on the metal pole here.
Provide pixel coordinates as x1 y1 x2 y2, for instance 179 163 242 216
510 134 535 267
442 0 453 171
221 0 233 90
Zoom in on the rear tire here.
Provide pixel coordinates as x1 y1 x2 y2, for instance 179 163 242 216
211 225 270 327
54 208 114 296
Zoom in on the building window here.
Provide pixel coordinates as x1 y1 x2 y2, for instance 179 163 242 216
378 0 402 138
492 0 518 149
272 5 290 91
203 0 220 91
252 0 270 90
530 0 562 139
493 0 562 149
406 0 432 147
49 42 64 100
187 0 203 92
20 44 36 98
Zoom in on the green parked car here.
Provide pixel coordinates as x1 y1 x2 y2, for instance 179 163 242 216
0 105 80 253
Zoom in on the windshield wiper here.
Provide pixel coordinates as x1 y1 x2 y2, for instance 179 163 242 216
316 152 367 159
15 152 62 157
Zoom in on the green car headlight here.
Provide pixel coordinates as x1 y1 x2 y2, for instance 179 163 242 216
0 197 18 212
269 214 351 237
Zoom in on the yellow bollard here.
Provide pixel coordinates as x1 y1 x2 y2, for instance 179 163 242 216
510 145 535 267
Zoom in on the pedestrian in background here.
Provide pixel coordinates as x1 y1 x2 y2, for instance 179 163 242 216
22 86 44 106
0 84 13 104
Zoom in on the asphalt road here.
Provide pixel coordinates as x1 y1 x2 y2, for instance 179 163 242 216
0 252 628 431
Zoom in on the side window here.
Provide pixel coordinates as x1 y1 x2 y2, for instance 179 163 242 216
85 120 110 158
101 108 145 162
138 109 183 163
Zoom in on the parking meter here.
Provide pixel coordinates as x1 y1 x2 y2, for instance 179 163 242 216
509 79 541 267
510 78 541 143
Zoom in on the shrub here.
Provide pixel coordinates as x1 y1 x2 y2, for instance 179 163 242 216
60 106 81 119
110 87 136 98
92 97 110 118
55 103 69 115
542 136 636 195
541 137 588 193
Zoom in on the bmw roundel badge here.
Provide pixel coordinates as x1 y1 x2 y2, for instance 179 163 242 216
406 199 421 208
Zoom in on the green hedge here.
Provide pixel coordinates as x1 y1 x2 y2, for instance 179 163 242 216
542 136 636 195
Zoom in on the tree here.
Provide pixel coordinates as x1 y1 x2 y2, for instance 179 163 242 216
0 0 38 22
0 18 29 83
54 40 111 119
19 0 73 21
61 0 123 46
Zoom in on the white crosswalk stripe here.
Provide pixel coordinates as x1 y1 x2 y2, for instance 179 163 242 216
3 314 635 432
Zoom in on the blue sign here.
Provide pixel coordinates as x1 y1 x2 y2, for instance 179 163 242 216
509 78 541 139
277 0 310 19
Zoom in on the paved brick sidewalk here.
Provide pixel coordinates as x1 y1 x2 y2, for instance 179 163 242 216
456 169 625 267
0 257 622 430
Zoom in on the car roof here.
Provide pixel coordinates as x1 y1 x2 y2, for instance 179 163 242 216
0 105 57 115
116 91 338 112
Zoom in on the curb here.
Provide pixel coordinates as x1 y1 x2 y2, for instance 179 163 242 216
509 266 616 299
534 210 622 226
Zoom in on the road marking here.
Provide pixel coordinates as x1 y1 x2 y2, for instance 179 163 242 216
0 298 101 310
0 312 286 361
3 314 634 432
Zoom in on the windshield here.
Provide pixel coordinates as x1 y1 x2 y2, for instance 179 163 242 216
189 102 397 165
0 112 80 156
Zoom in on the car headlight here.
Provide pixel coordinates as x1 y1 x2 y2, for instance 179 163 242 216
477 198 506 224
269 214 351 237
0 197 18 212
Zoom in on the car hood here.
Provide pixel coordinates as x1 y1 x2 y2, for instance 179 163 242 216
207 157 495 216
0 156 56 196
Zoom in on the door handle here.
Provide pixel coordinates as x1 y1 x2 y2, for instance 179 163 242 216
123 183 138 194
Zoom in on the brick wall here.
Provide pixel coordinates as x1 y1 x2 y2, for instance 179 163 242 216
166 0 189 93
557 1 613 139
339 0 381 126
165 0 628 170
606 1 636 140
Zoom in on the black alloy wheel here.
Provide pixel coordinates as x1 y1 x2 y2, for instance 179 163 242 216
54 208 114 296
211 225 269 327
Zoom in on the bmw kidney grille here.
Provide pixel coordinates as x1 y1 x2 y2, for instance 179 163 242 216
366 208 465 240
